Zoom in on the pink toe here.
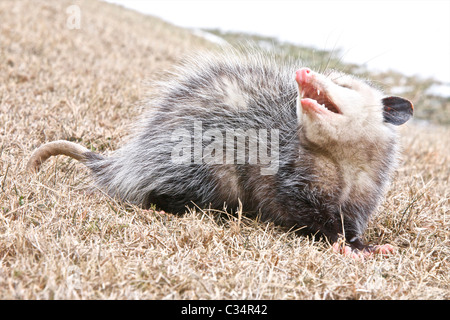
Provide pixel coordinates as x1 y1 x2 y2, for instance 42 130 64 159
376 244 396 254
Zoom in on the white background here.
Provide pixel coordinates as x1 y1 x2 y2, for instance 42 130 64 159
105 0 450 94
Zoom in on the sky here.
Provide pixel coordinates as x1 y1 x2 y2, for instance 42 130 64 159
105 0 450 89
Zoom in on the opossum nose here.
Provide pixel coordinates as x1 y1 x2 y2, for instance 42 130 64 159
295 67 312 85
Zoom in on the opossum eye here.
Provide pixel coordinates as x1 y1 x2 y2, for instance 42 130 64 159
382 96 414 125
331 79 352 89
338 84 352 89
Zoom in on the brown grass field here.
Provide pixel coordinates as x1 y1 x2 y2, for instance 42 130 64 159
0 0 448 299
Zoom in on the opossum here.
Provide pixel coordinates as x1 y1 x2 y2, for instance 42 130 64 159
27 50 413 255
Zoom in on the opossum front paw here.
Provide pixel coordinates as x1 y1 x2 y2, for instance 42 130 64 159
332 242 396 260
367 243 396 255
332 242 364 259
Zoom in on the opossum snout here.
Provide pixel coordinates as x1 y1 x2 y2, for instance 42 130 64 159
295 67 312 85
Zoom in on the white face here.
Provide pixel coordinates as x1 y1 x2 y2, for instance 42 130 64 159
295 68 393 149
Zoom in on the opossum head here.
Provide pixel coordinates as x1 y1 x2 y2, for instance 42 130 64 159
295 67 413 148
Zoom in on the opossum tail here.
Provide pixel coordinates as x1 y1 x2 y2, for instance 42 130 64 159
27 140 103 172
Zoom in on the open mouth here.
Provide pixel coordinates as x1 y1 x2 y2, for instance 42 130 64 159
296 68 341 116
299 85 341 115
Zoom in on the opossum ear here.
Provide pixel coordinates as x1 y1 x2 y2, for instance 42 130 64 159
382 96 414 125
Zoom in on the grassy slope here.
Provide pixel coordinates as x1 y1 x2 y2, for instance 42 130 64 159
0 0 448 299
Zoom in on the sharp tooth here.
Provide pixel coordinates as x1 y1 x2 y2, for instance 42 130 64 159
301 89 305 97
317 89 320 96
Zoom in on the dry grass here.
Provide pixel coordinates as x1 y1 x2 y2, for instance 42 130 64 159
0 0 448 299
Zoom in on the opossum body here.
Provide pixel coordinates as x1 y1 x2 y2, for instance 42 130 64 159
28 50 413 253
